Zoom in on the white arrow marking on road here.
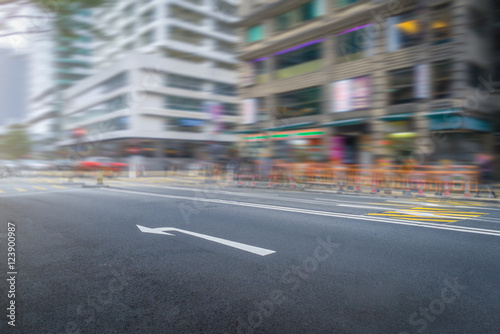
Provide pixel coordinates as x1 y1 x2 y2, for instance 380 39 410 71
137 225 276 256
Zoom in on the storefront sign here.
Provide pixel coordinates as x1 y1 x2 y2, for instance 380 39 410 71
330 136 345 161
415 64 430 99
332 76 371 112
429 116 492 132
242 99 257 125
242 129 325 142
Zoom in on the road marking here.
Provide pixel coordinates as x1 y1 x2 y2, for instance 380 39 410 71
0 190 4 193
33 186 47 190
15 188 27 192
51 185 67 189
367 207 487 223
103 188 500 238
137 225 276 256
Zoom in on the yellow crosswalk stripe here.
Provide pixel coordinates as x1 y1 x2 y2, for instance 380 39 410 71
0 190 4 193
51 185 66 189
15 188 27 192
33 186 47 190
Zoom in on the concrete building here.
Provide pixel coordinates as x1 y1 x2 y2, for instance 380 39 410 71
59 0 240 168
26 6 94 155
236 0 498 166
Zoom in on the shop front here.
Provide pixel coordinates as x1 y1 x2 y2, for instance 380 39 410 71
323 118 371 165
426 110 492 164
240 128 326 163
378 113 417 163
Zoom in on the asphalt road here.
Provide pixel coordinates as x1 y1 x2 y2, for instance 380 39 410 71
1 177 500 334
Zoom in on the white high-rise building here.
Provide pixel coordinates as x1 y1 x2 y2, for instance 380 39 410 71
59 0 240 167
26 6 94 155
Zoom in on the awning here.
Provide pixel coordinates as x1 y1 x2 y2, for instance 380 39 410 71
264 122 315 131
322 118 366 127
424 109 460 118
378 113 413 122
232 129 261 134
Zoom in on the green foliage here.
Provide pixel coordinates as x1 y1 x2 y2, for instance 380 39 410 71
0 124 31 159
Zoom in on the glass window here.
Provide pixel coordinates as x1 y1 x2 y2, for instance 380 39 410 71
166 73 204 91
246 24 264 42
433 60 453 99
431 3 453 45
335 0 360 8
165 96 204 112
276 86 322 119
336 25 374 63
140 30 155 46
141 9 155 25
468 63 486 87
222 103 239 115
214 82 237 96
388 67 415 105
387 12 422 52
468 8 487 36
276 42 322 70
102 73 128 93
275 0 322 31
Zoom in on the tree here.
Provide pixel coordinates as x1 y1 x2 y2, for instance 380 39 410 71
0 0 111 39
0 124 31 159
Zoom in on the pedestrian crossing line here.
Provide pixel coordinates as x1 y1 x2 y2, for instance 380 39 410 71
51 185 67 189
0 190 4 193
33 186 47 190
367 207 488 223
15 188 27 192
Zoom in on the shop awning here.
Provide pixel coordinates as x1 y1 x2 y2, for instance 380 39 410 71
232 129 261 134
378 113 413 121
264 122 315 131
424 109 460 118
322 118 366 127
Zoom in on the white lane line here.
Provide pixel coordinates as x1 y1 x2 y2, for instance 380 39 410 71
137 225 275 256
336 204 403 210
104 188 500 238
0 188 83 198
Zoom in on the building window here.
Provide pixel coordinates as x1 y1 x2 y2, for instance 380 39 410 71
388 67 415 105
336 25 374 63
124 23 134 35
275 0 323 31
140 30 155 46
102 73 128 93
214 82 237 96
468 63 486 87
166 118 205 133
275 41 322 79
335 0 360 8
222 103 239 115
276 86 322 119
166 73 204 91
256 97 269 122
165 96 204 112
107 95 128 111
215 40 234 54
141 9 156 25
169 5 204 24
468 8 487 36
387 11 422 52
214 21 234 35
169 26 205 46
431 3 453 45
246 24 264 42
433 60 453 99
124 4 135 16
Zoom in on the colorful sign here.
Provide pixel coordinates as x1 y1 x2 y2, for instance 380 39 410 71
332 76 371 112
415 64 430 99
242 99 257 125
242 129 325 142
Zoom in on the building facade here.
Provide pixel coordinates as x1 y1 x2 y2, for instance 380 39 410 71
59 0 240 168
236 0 498 166
27 6 94 155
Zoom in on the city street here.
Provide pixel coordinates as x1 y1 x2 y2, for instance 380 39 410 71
1 177 500 333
